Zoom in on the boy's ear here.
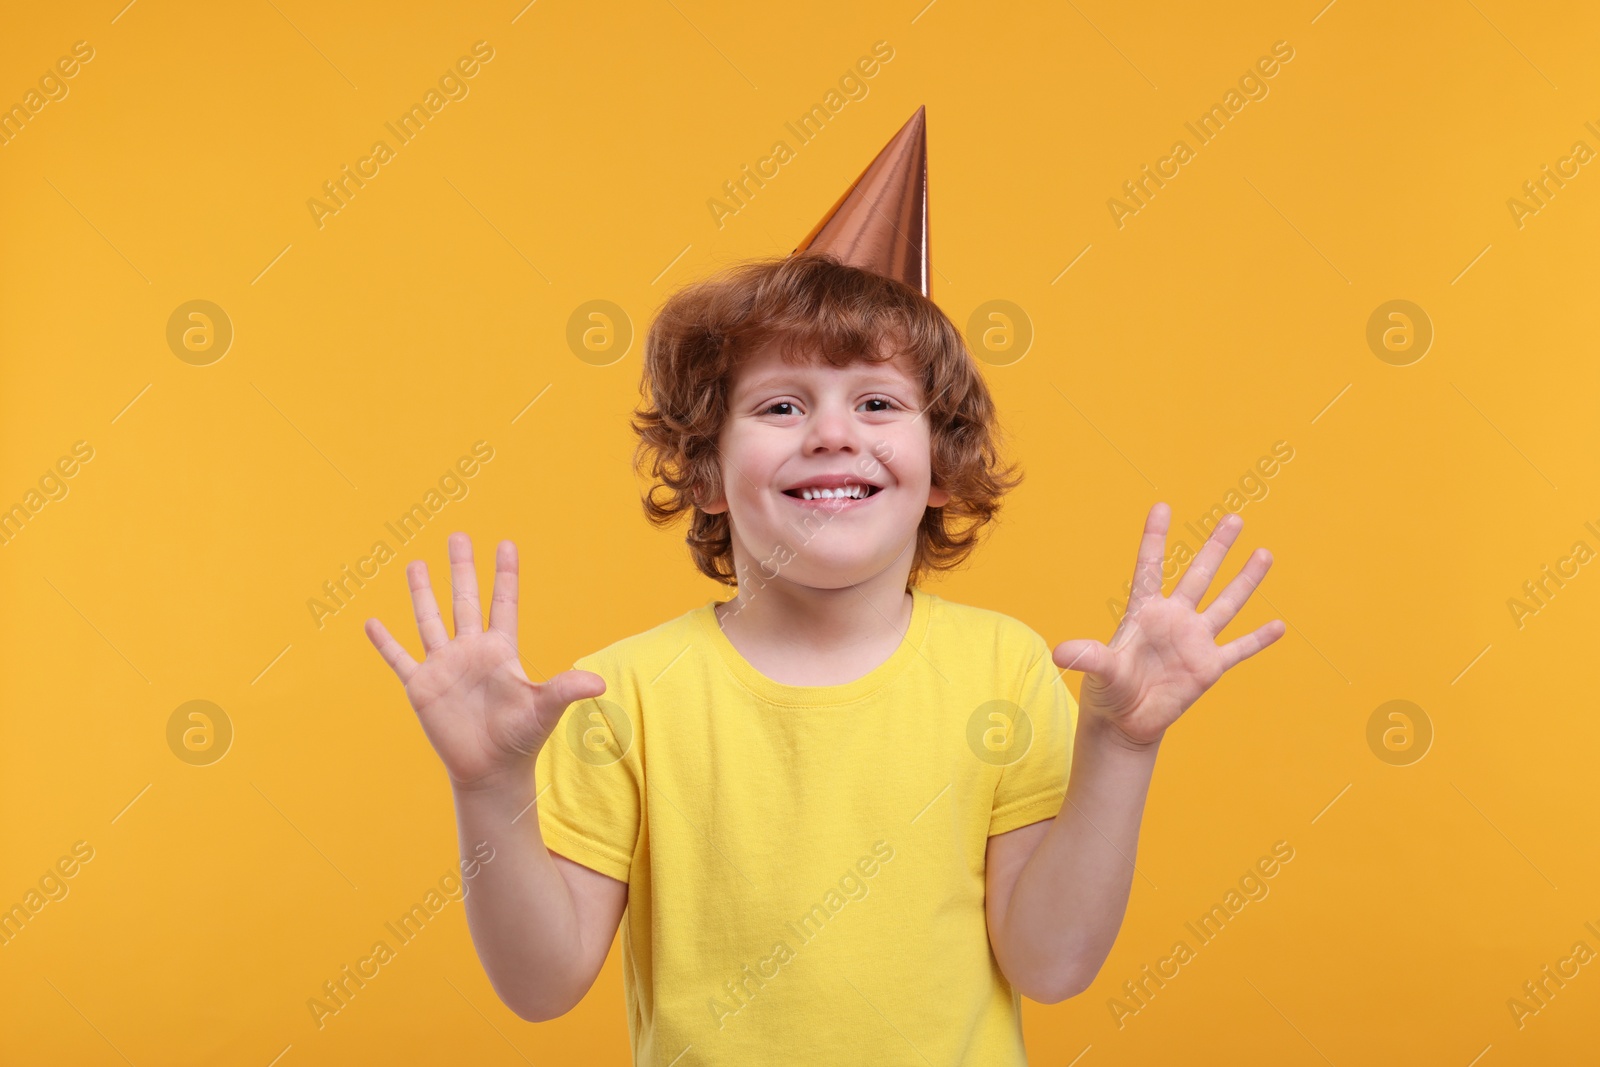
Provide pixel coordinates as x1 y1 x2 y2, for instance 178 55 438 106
695 481 729 515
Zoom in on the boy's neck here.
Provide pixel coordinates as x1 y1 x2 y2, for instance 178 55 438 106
713 568 916 687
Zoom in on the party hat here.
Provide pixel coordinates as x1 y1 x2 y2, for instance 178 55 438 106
791 105 930 297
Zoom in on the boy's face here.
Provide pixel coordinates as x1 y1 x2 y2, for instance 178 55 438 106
701 342 950 589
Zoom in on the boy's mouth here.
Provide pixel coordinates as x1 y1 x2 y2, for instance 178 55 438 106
781 484 883 502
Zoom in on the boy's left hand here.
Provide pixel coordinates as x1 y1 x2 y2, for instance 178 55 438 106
1052 502 1285 750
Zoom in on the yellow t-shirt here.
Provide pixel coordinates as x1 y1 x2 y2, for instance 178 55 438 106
533 585 1077 1065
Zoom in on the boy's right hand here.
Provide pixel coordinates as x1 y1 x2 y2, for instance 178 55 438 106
364 533 607 793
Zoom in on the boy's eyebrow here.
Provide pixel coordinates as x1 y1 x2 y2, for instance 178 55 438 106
735 368 918 398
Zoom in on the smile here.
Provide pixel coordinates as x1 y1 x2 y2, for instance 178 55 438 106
781 485 883 510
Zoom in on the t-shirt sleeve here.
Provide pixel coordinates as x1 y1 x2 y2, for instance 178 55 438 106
532 651 643 884
989 635 1078 837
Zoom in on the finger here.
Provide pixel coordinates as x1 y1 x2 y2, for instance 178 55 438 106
529 669 609 749
1126 502 1172 612
448 532 484 637
1052 638 1115 678
1200 547 1274 635
1172 512 1243 609
486 540 519 645
364 617 420 683
1218 619 1287 671
539 668 608 712
407 560 450 654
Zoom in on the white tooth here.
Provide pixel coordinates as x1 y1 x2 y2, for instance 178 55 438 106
798 485 875 500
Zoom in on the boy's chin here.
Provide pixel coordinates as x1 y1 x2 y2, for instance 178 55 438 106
772 555 904 590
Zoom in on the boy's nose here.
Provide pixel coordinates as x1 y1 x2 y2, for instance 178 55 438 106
803 405 860 453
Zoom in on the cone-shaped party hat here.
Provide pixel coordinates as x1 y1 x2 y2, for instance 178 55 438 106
791 105 930 297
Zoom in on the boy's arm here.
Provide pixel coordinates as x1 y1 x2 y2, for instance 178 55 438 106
987 504 1283 1003
363 534 626 1022
452 771 628 1022
985 719 1158 1003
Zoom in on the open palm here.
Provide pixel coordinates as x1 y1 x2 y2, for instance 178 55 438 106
365 533 606 791
1053 504 1285 748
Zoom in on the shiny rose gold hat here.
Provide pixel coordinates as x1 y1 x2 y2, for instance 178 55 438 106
791 105 930 297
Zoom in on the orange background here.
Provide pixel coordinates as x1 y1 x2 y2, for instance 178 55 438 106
3 1 1598 1063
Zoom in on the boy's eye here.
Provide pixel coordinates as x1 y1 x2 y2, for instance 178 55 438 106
758 397 898 416
752 398 896 419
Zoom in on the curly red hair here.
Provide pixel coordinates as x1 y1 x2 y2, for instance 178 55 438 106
629 251 1022 587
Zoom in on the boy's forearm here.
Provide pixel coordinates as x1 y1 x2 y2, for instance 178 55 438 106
451 770 590 1021
999 714 1160 1001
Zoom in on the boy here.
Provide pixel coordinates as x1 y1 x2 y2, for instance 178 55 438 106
365 110 1283 1064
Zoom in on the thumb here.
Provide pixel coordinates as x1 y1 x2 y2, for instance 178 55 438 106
1052 639 1114 678
536 669 608 714
530 669 608 739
